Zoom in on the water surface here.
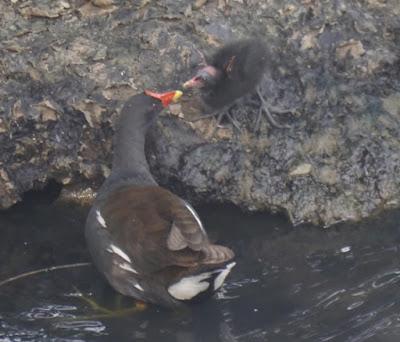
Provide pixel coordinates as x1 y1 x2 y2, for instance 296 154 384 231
1 195 400 341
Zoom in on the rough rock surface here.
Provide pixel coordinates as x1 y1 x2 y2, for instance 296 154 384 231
0 0 399 226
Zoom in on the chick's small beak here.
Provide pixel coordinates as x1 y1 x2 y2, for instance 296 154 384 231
183 66 220 89
144 89 183 107
182 75 204 89
183 78 198 89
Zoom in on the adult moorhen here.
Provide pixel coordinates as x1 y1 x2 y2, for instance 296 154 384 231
85 90 235 308
183 39 292 128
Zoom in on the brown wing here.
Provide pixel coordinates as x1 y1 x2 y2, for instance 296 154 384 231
166 192 234 264
99 185 233 272
167 197 208 251
99 186 205 271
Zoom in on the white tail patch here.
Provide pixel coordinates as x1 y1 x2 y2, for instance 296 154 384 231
119 262 138 274
106 244 132 263
96 210 107 228
168 273 211 300
214 262 236 290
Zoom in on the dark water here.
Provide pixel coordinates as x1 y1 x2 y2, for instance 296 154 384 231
1 195 400 342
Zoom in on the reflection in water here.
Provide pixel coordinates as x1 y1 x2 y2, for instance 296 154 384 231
1 197 400 341
55 320 107 334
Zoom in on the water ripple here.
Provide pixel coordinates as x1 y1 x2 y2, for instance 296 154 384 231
315 289 346 307
19 304 77 320
372 270 400 289
54 320 106 334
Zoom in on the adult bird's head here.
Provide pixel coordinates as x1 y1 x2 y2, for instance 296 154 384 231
116 89 183 134
130 89 183 126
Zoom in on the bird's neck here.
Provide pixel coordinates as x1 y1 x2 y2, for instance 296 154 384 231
109 108 156 186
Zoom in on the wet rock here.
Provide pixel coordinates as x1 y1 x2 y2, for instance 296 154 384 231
71 100 106 128
35 100 61 122
18 1 69 19
289 164 313 177
0 0 399 227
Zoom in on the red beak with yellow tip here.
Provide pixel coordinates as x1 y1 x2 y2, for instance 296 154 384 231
144 89 183 107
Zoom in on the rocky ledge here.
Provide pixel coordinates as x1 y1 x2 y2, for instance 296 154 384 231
0 0 399 226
